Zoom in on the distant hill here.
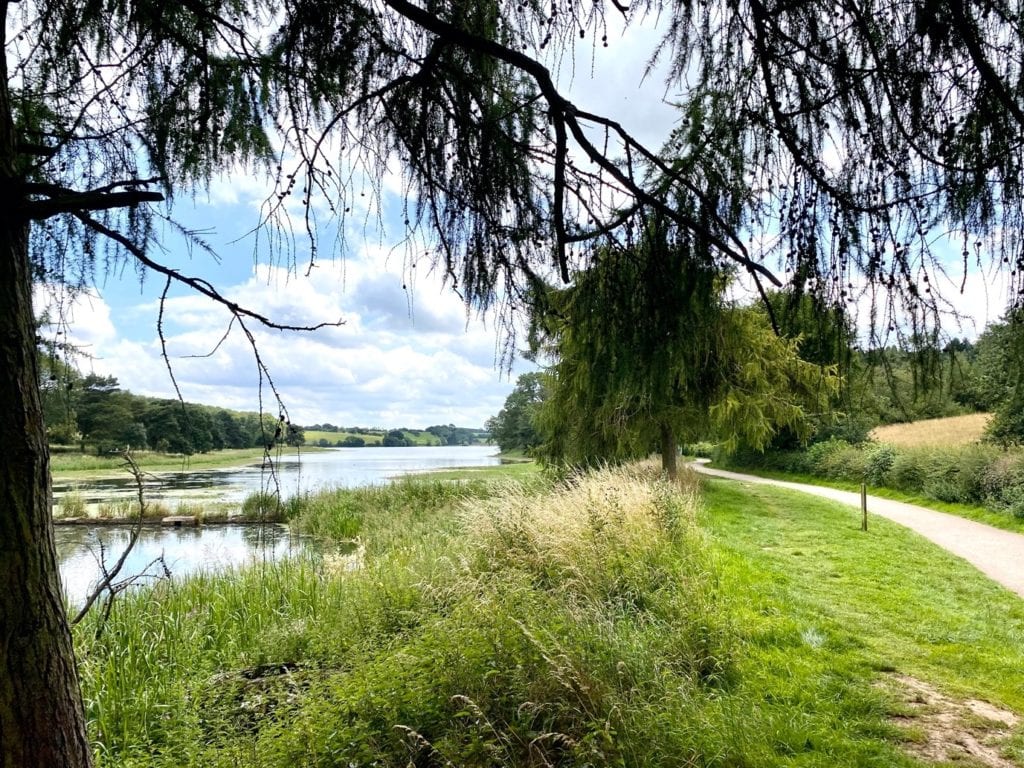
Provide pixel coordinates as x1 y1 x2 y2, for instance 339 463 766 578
301 424 490 448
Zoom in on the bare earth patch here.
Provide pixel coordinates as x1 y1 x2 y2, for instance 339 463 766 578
882 673 1020 767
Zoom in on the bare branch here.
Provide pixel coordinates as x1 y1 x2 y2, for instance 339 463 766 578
70 452 153 628
19 188 164 220
73 211 344 333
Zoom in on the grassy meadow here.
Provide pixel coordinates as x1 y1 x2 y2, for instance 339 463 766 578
51 447 283 479
71 463 1024 766
870 413 992 447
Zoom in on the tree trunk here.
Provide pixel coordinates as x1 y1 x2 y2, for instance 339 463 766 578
660 421 678 481
0 6 94 765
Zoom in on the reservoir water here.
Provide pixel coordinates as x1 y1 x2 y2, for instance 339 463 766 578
56 445 499 605
52 444 501 505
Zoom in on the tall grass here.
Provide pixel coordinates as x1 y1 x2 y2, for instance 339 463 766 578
57 490 87 518
76 466 746 767
288 476 543 549
73 463 1024 766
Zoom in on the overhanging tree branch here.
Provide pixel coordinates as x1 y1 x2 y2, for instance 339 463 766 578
20 176 166 218
380 0 782 288
73 211 344 334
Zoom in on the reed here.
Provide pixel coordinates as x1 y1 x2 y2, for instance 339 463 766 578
56 490 87 518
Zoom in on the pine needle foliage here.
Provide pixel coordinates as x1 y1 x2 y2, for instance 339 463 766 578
531 220 838 471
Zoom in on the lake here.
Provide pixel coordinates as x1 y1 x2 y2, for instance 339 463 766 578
53 444 501 505
56 445 500 605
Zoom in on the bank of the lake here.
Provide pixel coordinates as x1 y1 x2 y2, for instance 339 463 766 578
51 446 279 480
74 463 1024 767
53 444 501 518
55 446 502 603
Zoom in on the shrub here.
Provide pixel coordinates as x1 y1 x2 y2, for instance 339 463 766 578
924 445 995 504
981 453 1024 514
864 442 897 486
722 428 1024 520
920 451 964 503
240 491 283 521
999 485 1024 518
803 438 852 477
819 441 869 482
887 450 927 493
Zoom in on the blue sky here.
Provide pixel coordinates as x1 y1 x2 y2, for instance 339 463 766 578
34 15 1013 429
35 17 684 429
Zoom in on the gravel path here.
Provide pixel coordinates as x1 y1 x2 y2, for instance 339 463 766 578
691 462 1024 599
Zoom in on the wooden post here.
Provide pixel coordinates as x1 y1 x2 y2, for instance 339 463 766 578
860 482 868 531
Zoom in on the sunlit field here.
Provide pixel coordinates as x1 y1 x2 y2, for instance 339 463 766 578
870 413 991 447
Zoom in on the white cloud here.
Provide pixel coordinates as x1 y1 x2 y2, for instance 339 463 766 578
34 285 118 352
55 252 530 429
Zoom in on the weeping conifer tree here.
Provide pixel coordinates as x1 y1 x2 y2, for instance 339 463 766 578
6 0 1024 763
532 215 838 478
531 219 723 478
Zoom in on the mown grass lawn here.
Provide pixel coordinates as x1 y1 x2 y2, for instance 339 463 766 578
701 476 1024 764
706 462 1024 536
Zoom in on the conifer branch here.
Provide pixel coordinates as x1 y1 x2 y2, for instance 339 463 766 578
73 211 344 334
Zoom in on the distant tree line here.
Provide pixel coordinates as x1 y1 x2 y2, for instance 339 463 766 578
37 355 490 456
38 366 304 454
306 423 489 447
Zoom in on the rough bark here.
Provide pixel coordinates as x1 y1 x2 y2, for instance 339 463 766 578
0 5 94 765
660 422 678 481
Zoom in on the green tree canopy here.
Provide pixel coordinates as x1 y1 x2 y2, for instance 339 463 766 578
485 371 546 453
8 0 1024 764
382 429 411 447
974 310 1024 445
531 224 838 478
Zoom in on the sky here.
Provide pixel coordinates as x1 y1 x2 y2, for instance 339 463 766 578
34 16 682 430
33 12 1014 430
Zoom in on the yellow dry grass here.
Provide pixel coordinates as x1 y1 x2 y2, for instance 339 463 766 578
870 413 992 448
461 463 702 588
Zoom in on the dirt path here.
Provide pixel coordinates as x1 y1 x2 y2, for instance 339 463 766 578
691 462 1024 599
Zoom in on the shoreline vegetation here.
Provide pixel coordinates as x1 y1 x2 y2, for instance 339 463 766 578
51 447 291 481
71 460 1024 766
52 445 511 524
51 442 507 482
51 447 311 524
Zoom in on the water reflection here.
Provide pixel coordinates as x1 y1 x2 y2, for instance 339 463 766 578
56 524 311 607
